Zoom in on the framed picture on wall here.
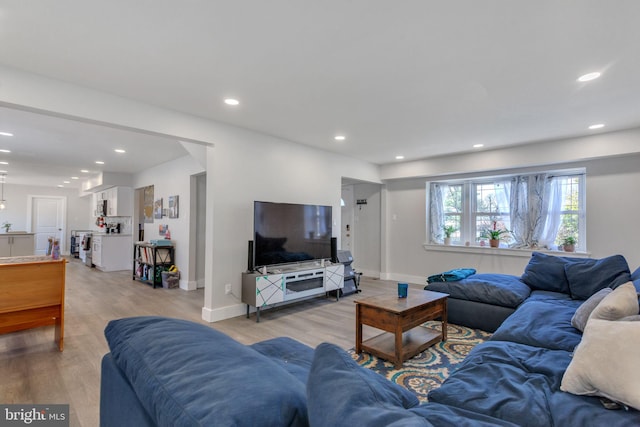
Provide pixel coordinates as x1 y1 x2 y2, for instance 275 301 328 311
143 185 154 223
169 195 179 218
154 198 163 219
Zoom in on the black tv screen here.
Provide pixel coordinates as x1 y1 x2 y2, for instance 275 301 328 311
254 201 333 268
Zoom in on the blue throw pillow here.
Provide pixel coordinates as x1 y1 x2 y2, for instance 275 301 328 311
521 252 583 294
564 254 631 300
306 343 427 427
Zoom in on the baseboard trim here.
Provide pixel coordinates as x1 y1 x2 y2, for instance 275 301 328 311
379 272 425 286
180 280 197 291
358 269 380 279
202 303 246 323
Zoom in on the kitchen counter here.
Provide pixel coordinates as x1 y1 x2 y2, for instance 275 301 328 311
0 233 35 257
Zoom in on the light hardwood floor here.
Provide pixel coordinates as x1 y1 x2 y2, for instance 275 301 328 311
0 257 418 427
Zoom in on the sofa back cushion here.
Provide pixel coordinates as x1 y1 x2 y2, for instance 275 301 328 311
306 343 424 427
564 255 631 300
521 252 581 294
105 316 309 427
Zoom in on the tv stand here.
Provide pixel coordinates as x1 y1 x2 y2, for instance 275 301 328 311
242 263 344 322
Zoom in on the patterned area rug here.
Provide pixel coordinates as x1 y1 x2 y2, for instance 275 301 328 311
349 321 491 402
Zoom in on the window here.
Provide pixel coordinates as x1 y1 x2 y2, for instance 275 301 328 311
428 171 586 250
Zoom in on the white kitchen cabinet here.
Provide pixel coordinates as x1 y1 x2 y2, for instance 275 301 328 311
93 186 133 217
93 234 132 272
104 186 133 216
0 234 35 256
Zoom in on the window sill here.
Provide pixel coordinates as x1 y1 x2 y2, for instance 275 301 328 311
422 243 591 258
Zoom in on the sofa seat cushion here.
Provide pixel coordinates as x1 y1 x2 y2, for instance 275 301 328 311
564 254 631 300
428 341 640 427
490 293 582 351
426 274 531 308
105 316 310 427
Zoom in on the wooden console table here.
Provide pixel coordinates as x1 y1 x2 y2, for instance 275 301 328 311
355 290 448 368
0 256 66 351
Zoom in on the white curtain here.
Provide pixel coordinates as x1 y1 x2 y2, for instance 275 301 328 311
429 183 446 243
509 174 563 248
538 177 563 248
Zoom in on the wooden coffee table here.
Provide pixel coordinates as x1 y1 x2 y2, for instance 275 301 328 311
355 290 448 368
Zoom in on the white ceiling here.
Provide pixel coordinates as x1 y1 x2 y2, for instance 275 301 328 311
1 1 640 188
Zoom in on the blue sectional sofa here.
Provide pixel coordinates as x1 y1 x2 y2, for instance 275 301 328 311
100 252 640 426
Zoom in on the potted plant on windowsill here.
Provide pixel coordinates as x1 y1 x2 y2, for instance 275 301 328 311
443 225 457 245
481 221 511 248
561 236 577 252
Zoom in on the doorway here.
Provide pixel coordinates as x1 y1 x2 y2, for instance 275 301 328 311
341 185 354 252
193 173 206 288
28 195 66 255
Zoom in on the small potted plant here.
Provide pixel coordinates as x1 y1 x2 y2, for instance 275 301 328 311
562 236 577 252
443 225 457 245
481 221 511 248
2 221 10 233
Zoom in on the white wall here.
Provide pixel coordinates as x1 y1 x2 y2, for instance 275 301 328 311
203 130 380 321
381 144 640 285
0 183 90 254
132 154 205 290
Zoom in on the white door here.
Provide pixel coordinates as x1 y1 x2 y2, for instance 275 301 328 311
31 196 65 255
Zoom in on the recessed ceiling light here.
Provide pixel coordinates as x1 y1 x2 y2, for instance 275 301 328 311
80 169 89 173
473 144 484 148
577 72 601 82
63 181 70 184
114 149 126 154
57 185 64 188
224 98 240 106
334 135 346 141
95 161 105 165
0 161 8 165
0 170 7 173
588 123 605 130
0 132 13 137
395 155 405 160
71 176 79 180
0 149 10 153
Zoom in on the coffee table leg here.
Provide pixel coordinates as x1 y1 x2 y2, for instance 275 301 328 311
394 321 403 369
355 304 362 354
442 300 448 341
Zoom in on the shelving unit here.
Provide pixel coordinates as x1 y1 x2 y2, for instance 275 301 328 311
133 243 174 288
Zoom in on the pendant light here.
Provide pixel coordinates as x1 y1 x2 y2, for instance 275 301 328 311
0 173 6 210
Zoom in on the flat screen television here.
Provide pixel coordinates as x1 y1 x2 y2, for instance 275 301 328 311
253 201 332 269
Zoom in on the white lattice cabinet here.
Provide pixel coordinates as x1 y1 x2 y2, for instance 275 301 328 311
242 263 344 322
